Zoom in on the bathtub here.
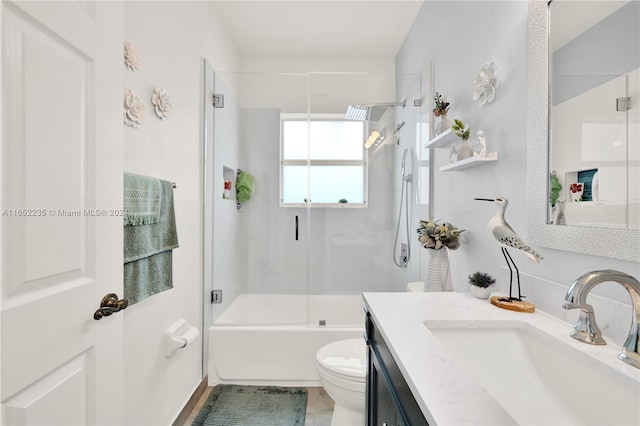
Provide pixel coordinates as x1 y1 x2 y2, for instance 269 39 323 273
209 294 365 386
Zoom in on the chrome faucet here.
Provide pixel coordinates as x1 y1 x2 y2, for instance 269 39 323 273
563 270 640 369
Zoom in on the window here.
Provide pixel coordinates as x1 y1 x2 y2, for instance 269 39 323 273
281 115 366 207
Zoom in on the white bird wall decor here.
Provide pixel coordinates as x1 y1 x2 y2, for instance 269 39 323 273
475 197 543 304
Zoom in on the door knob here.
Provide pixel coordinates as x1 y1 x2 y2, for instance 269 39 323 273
93 293 128 320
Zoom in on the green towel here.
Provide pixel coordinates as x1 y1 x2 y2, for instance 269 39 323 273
123 172 162 226
236 171 255 203
124 179 178 305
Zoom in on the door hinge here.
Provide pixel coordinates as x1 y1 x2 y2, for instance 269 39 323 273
212 93 225 108
211 290 222 304
616 97 631 111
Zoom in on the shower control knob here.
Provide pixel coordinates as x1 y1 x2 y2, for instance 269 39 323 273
93 293 128 320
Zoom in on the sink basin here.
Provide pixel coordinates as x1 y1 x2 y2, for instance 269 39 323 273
425 320 640 425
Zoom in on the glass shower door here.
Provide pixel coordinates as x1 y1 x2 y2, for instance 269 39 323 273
210 72 311 325
305 72 426 327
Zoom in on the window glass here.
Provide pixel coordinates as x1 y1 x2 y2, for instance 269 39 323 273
282 121 308 160
309 121 363 160
282 166 308 203
281 117 366 206
309 166 364 204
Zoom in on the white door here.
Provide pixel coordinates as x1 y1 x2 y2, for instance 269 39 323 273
1 1 124 424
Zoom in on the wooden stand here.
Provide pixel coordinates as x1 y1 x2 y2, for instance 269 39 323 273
490 296 535 313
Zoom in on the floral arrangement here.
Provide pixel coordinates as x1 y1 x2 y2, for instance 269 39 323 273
433 92 450 117
451 119 470 140
417 218 463 250
468 272 496 288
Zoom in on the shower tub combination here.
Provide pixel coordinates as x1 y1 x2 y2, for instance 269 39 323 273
209 294 365 386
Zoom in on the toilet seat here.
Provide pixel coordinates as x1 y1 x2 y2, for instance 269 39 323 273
316 338 366 383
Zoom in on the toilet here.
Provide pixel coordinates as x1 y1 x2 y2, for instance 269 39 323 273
316 338 367 426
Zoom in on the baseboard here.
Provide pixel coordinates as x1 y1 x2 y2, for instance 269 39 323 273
172 376 208 426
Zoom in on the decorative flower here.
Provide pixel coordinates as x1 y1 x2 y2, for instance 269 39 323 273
473 62 499 106
451 119 470 140
417 218 464 250
124 41 141 71
570 183 583 193
433 92 450 117
152 87 172 120
123 89 146 128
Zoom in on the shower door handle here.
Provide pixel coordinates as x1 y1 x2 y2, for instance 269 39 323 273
295 215 299 241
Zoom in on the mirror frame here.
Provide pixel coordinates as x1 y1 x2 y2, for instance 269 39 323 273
526 0 640 263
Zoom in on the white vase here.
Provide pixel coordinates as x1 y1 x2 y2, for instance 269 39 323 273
456 139 474 161
470 285 492 299
434 114 452 137
424 249 453 292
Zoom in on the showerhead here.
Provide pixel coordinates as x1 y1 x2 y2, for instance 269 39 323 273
345 105 369 121
344 100 406 121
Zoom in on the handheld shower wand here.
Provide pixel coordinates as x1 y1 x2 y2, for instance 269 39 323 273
393 149 413 268
400 148 413 182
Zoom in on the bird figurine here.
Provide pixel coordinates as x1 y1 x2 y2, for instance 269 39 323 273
475 197 543 307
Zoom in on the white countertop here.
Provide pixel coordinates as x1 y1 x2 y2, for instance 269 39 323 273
362 291 640 426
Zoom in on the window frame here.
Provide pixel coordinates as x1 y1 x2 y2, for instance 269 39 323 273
280 113 368 208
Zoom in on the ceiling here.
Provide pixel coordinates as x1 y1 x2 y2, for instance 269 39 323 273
212 1 425 58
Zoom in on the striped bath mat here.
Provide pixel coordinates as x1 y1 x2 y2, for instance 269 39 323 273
192 385 307 426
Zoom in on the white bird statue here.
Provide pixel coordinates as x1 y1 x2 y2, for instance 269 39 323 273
475 197 543 303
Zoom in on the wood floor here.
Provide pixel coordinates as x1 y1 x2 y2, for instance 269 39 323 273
181 386 335 426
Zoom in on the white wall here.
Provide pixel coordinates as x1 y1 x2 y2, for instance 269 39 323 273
122 2 238 424
397 1 640 343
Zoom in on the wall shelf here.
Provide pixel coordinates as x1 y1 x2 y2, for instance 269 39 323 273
424 128 456 149
439 151 499 171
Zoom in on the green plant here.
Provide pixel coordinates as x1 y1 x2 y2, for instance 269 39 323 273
338 199 348 204
468 272 496 288
451 119 470 140
433 92 450 116
417 218 464 250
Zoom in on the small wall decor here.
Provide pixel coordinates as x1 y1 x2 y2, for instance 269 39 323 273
124 89 146 128
473 62 499 106
432 92 451 136
152 87 172 120
124 41 142 71
450 119 473 162
569 183 583 202
473 130 487 158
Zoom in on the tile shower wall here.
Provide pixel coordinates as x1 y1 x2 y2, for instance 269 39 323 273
397 1 638 335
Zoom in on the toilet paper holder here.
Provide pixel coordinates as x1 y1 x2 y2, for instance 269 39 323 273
164 319 200 357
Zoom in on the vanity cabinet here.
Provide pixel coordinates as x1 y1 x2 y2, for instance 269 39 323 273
366 311 428 426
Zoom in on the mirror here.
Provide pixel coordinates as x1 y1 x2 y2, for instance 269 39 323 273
526 0 640 262
548 0 639 230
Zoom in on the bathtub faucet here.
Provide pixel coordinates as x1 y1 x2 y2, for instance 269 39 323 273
562 269 640 369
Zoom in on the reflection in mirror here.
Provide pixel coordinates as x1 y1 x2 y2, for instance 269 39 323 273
548 0 639 229
527 0 639 262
